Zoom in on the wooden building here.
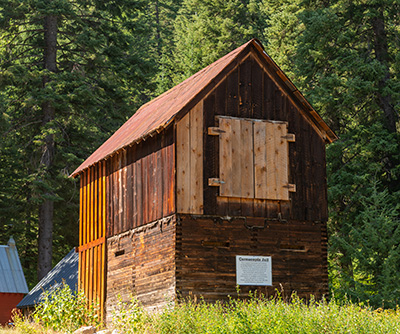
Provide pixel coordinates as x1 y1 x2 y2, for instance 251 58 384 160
71 39 337 320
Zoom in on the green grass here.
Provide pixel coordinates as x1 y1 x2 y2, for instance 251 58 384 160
145 296 400 334
6 289 400 333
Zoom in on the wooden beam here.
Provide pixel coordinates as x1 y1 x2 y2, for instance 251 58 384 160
79 177 83 247
100 243 105 321
240 119 254 198
94 165 98 241
77 236 106 253
176 112 190 213
102 161 106 238
91 167 95 243
219 117 232 196
85 170 90 245
190 101 204 214
254 121 267 199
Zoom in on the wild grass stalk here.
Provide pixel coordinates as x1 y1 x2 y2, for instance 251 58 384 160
8 288 400 334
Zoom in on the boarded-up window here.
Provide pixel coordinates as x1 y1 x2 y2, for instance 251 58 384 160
215 116 295 201
219 117 254 198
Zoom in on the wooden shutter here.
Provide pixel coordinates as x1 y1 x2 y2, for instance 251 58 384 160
219 117 254 198
216 116 295 201
254 120 292 200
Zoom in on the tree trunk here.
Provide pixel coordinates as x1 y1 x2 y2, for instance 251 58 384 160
37 14 57 281
154 0 162 58
371 8 398 134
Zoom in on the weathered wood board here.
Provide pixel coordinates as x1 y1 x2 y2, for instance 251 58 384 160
176 102 204 214
202 54 327 221
176 215 328 301
106 216 176 321
78 161 106 320
106 127 175 237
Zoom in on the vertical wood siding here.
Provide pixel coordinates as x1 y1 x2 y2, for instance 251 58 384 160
176 215 328 301
106 127 175 237
176 102 204 214
78 161 106 320
181 52 330 303
203 54 328 221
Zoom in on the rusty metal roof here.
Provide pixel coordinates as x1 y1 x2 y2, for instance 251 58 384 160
71 39 336 177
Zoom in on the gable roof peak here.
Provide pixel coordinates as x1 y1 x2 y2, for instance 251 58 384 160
8 236 16 248
71 39 336 177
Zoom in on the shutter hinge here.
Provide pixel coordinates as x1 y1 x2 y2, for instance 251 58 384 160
284 184 296 192
208 178 225 186
208 127 226 135
281 133 295 142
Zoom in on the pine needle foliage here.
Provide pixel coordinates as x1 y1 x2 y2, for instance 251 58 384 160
0 0 156 285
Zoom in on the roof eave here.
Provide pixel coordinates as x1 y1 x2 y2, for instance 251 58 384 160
251 40 338 143
71 39 337 178
70 41 254 178
70 119 175 178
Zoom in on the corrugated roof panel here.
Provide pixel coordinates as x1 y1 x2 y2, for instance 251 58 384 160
71 39 253 177
0 238 29 294
17 249 78 308
71 38 337 177
0 249 11 292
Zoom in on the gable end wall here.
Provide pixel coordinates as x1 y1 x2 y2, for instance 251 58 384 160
175 53 328 221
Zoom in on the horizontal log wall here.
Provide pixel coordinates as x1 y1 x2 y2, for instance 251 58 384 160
176 215 328 301
203 52 328 221
79 161 106 320
106 127 175 237
106 215 176 320
106 231 134 323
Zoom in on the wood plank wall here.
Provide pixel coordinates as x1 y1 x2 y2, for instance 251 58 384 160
106 127 175 237
78 161 106 320
106 216 176 321
176 101 204 214
203 53 328 221
176 214 328 301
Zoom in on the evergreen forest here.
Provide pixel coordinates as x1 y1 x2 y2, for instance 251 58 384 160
0 0 399 309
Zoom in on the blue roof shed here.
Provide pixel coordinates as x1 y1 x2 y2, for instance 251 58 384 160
0 237 28 324
17 249 78 309
0 237 29 294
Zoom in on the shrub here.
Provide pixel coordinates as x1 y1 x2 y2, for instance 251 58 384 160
10 289 400 333
25 283 100 333
110 296 149 333
11 310 39 334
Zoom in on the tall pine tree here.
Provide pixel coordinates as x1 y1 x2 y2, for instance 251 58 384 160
0 0 154 283
264 0 400 306
166 0 268 86
263 0 303 78
293 0 400 307
148 0 182 94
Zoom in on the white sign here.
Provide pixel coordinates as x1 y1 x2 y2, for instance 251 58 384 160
236 255 272 286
